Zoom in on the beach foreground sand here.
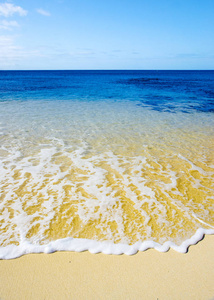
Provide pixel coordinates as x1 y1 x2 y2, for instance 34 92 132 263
0 235 213 300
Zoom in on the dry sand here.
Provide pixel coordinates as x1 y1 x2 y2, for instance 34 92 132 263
0 235 213 300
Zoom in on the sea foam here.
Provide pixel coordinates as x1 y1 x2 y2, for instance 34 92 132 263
0 228 213 259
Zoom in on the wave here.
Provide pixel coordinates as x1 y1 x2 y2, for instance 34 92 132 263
0 228 213 259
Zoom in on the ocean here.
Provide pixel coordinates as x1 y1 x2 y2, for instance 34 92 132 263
0 70 213 258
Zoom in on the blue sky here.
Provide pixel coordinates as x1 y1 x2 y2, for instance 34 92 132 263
0 0 214 70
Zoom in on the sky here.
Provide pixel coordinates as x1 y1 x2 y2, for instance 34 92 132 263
0 0 214 70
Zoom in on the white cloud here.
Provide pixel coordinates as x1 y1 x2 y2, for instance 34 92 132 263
37 9 50 16
0 35 44 69
0 20 19 30
0 3 27 17
0 35 21 59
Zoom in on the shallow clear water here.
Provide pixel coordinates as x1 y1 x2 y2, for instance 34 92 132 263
0 70 214 257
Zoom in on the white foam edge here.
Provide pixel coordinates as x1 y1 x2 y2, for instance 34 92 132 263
0 228 213 260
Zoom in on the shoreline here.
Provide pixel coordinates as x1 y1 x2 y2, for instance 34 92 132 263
1 228 214 259
0 234 213 300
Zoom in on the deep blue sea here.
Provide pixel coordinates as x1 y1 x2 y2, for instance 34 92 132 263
1 70 214 113
0 70 214 258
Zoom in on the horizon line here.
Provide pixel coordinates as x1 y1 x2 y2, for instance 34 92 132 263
0 69 214 72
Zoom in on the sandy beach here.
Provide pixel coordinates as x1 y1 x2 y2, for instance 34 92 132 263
0 0 214 298
0 234 213 300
